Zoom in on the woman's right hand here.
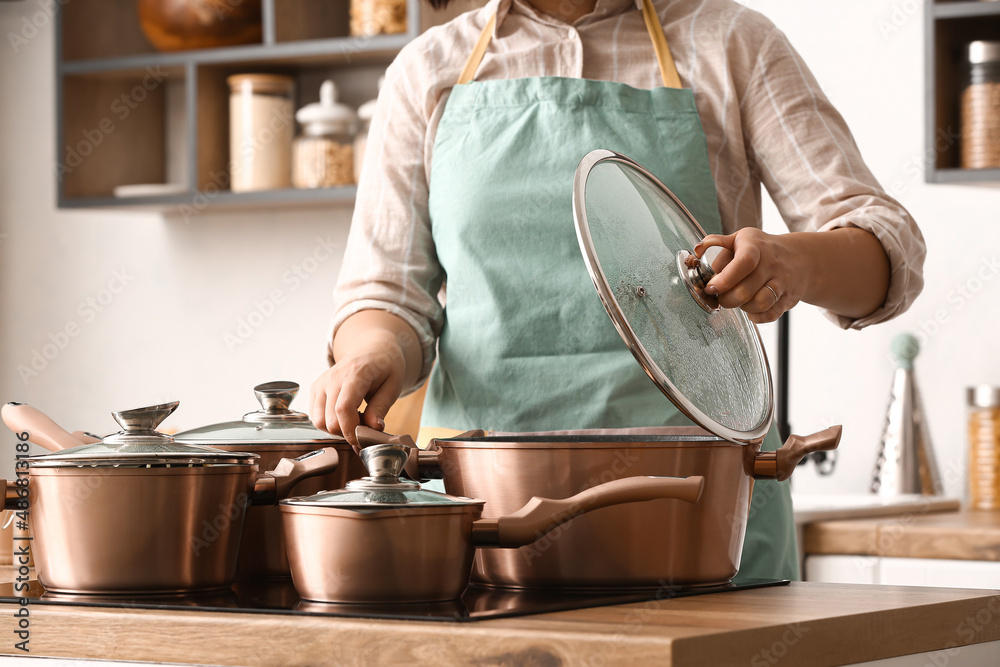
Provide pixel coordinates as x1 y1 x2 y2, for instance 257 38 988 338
310 310 423 448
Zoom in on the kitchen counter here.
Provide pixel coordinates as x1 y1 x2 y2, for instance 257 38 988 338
804 508 1000 561
1 575 999 666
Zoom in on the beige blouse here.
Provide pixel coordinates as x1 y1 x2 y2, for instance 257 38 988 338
330 0 926 385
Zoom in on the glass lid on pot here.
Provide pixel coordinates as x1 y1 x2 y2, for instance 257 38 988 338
30 402 258 468
174 381 347 446
281 444 482 509
572 150 773 444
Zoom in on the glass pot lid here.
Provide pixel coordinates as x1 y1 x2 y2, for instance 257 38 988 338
174 381 347 446
572 150 773 444
282 444 481 509
30 402 258 468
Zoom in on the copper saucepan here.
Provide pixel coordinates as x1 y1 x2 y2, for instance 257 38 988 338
2 401 339 595
172 381 363 579
360 424 840 590
280 442 705 603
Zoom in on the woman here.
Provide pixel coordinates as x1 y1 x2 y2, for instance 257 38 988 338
311 0 925 581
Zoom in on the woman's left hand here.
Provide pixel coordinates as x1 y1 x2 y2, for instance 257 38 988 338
695 228 804 324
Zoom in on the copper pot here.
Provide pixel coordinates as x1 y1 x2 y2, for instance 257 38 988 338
137 0 262 52
2 401 339 595
417 425 840 590
173 381 364 579
280 443 705 603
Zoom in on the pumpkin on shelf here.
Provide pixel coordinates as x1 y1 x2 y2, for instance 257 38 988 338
137 0 263 52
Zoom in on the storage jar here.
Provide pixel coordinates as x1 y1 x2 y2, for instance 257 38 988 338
961 41 1000 170
228 74 295 192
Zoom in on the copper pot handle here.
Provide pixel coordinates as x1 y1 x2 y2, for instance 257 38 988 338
753 425 843 481
356 425 417 449
253 447 340 503
1 402 86 452
3 479 22 511
474 475 705 548
416 430 487 479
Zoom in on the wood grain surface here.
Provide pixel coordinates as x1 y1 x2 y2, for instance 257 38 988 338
805 510 1000 561
0 582 998 666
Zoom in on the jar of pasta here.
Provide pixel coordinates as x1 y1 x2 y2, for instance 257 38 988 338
228 74 295 192
961 41 1000 170
968 385 1000 510
293 80 357 189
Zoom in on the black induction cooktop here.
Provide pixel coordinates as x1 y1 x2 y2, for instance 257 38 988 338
0 578 788 623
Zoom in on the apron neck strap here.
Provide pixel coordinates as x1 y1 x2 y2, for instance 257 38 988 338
456 0 682 88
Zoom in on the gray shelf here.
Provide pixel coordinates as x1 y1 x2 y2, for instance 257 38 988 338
59 186 360 211
60 34 413 76
927 167 1000 186
934 1 1000 20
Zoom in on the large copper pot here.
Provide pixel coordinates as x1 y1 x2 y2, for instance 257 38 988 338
174 381 364 579
280 443 705 603
2 401 339 595
402 425 841 590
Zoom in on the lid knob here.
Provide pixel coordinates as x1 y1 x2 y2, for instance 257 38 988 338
111 401 179 433
319 79 336 106
676 249 720 312
360 444 410 482
104 401 179 446
254 381 299 414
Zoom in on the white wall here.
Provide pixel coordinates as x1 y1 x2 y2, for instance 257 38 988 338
1 1 998 498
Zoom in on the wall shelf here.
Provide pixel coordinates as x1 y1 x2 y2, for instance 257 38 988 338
55 0 422 211
58 186 360 212
934 1 1000 20
925 1 1000 185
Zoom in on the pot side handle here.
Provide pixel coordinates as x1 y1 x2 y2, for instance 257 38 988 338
480 475 705 549
753 425 843 482
1 402 86 452
3 479 21 511
253 447 340 503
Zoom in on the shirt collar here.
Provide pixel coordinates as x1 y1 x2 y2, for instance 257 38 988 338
491 0 642 36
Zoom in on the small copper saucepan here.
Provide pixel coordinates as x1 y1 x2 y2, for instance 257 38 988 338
280 443 705 603
1 401 339 595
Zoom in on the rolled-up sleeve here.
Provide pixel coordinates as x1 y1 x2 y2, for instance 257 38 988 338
327 43 447 389
739 28 925 329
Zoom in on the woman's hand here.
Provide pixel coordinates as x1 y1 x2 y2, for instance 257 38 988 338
310 310 423 448
695 227 891 323
695 228 804 324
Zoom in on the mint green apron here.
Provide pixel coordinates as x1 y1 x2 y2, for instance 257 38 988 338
422 0 798 582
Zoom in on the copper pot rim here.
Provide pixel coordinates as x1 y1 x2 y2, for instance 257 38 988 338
205 441 354 452
27 464 259 477
433 436 734 450
278 502 482 519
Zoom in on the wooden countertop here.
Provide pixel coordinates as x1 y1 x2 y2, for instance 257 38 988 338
1 581 999 666
804 509 1000 561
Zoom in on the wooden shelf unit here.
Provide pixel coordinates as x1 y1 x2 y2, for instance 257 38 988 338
55 0 422 210
925 1 1000 186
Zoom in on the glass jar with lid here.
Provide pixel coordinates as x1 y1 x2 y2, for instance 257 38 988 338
228 74 295 192
293 80 357 189
961 41 1000 170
